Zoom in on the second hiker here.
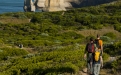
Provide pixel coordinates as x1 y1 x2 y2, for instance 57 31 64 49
84 37 95 75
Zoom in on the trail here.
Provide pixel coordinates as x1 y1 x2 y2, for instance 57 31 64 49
78 57 118 75
79 68 88 75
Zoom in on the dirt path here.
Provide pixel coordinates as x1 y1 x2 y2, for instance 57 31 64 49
79 68 88 75
78 57 117 75
78 68 106 75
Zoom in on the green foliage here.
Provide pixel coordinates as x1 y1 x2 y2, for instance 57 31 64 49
1 12 27 19
0 48 28 61
114 24 121 32
103 53 110 62
100 36 111 42
104 42 121 56
111 60 118 69
85 35 95 42
1 1 121 74
111 57 121 74
0 46 85 75
103 32 116 39
58 31 84 39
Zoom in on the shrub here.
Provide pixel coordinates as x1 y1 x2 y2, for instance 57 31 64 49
100 36 111 42
85 35 95 42
103 53 110 62
113 24 121 32
0 48 28 60
62 62 79 73
103 32 116 39
111 60 118 70
59 31 84 39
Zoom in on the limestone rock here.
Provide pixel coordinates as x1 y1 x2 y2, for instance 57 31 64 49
24 0 35 12
24 0 115 12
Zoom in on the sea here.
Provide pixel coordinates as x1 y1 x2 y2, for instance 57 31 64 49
0 0 24 14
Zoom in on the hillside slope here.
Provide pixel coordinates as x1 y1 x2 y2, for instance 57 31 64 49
78 27 121 39
0 1 121 75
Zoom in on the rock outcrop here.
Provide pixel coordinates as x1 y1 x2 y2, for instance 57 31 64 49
24 0 35 12
24 0 115 12
32 0 67 11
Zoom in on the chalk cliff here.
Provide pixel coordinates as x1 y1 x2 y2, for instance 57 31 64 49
24 0 115 12
24 0 35 12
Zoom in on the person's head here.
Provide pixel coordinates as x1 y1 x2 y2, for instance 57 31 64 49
90 37 94 43
97 34 100 39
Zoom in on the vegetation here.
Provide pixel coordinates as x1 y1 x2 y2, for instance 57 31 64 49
0 1 121 75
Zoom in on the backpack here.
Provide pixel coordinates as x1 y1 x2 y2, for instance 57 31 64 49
87 43 95 53
94 48 100 61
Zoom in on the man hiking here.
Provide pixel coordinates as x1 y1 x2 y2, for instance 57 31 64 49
93 34 103 75
95 34 103 68
93 48 103 75
84 37 95 75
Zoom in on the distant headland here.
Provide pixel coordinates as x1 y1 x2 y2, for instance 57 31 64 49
23 0 115 12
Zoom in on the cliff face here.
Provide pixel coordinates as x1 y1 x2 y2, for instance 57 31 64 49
24 0 36 12
24 0 116 12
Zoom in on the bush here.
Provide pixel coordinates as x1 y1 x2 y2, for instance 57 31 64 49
85 35 95 43
113 24 121 32
59 31 84 39
103 32 116 39
103 53 110 62
100 36 111 42
0 48 28 61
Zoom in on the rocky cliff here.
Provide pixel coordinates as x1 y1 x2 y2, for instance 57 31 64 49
24 0 116 12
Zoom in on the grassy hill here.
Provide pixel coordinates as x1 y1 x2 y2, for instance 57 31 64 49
0 1 121 75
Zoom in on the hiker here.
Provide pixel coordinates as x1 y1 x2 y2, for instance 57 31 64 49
93 47 103 75
95 34 103 67
93 34 103 75
84 37 95 75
